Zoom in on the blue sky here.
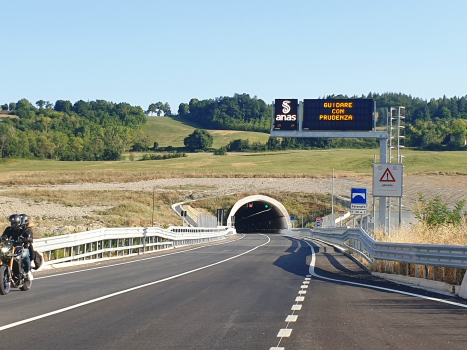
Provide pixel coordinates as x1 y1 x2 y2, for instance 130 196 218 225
1 0 466 112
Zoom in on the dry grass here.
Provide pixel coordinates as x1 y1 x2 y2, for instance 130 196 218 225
1 189 185 237
190 191 343 227
0 170 328 186
374 221 467 246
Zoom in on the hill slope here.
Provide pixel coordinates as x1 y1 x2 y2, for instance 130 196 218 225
145 116 270 148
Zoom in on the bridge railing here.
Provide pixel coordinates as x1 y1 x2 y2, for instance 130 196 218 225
297 228 467 269
33 226 236 266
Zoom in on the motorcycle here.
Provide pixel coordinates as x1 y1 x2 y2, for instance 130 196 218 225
0 236 32 295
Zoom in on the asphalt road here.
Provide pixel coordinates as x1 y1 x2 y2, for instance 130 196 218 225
0 234 465 349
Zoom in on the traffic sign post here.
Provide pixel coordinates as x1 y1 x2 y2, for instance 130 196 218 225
338 211 345 227
373 163 403 197
290 215 295 228
351 188 367 215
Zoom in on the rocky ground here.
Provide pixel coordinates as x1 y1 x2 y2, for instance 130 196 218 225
1 175 466 235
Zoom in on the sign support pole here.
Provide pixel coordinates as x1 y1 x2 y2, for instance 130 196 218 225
331 168 334 227
378 137 388 230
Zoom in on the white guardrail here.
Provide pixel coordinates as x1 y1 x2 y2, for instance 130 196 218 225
297 228 467 269
33 226 236 266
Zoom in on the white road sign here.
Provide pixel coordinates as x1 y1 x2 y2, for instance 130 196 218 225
351 209 367 215
351 204 367 210
373 163 403 197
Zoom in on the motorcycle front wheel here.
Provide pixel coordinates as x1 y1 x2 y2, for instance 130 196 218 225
0 265 11 295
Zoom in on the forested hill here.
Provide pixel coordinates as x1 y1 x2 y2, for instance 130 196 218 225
177 92 467 150
177 93 271 132
0 99 147 160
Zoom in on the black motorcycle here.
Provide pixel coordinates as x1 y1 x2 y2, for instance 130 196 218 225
0 237 32 295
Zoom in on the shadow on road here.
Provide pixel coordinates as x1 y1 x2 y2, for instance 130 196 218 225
272 236 310 278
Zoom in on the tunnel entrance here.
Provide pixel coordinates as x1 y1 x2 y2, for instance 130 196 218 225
227 195 291 233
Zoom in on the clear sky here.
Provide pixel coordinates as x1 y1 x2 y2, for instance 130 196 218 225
1 0 466 112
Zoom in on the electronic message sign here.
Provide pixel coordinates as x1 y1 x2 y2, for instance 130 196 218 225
303 99 373 131
274 99 298 131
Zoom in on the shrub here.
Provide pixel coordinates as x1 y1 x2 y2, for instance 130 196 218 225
414 192 466 226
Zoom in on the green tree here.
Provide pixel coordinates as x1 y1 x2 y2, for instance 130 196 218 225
1 104 8 111
178 103 190 116
267 137 281 150
54 100 72 113
36 100 46 110
8 102 16 111
183 129 213 151
147 103 157 116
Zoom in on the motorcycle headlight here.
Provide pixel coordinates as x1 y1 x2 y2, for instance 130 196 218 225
1 247 8 253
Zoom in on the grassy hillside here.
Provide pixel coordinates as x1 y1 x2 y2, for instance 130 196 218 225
1 149 466 185
145 116 270 148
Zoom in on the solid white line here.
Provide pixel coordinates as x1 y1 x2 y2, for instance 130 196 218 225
36 234 246 280
303 240 467 309
0 234 270 332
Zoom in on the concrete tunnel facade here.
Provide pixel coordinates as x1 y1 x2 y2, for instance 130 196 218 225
227 195 291 233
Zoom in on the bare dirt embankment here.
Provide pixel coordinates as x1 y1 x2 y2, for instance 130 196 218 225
0 174 465 235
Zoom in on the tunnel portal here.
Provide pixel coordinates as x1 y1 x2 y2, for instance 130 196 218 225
227 195 291 233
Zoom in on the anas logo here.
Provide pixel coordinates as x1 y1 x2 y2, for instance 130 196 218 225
274 99 298 129
282 100 291 114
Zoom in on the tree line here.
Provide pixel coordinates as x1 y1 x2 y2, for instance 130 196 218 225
0 99 148 160
176 92 467 150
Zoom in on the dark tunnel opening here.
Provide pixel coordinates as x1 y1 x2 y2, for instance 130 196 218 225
233 200 288 233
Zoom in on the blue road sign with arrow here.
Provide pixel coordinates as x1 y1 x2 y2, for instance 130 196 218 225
351 188 368 205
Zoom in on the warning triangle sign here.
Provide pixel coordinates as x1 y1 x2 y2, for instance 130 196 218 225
380 168 396 182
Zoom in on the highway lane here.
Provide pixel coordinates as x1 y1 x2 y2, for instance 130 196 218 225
0 234 466 349
0 234 310 349
278 237 467 350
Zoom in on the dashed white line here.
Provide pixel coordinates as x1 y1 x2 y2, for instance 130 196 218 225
277 329 292 337
285 315 298 322
291 304 302 311
295 296 305 302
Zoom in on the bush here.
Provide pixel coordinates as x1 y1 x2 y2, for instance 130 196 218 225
214 147 227 155
139 152 186 161
414 192 466 226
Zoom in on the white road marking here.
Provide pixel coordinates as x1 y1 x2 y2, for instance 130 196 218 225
291 305 302 311
306 274 311 277
285 315 298 322
295 296 305 302
0 235 270 331
303 281 310 285
36 234 246 280
277 329 292 337
300 285 309 289
298 290 306 295
269 347 285 350
303 239 467 309
305 277 311 281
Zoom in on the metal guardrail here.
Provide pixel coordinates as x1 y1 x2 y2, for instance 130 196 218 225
34 226 236 266
297 228 467 269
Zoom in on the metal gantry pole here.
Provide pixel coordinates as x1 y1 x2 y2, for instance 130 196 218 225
331 168 334 227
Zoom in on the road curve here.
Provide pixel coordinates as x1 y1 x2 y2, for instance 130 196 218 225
0 234 465 349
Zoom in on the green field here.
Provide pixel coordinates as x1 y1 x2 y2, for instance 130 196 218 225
1 149 466 184
145 116 270 148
